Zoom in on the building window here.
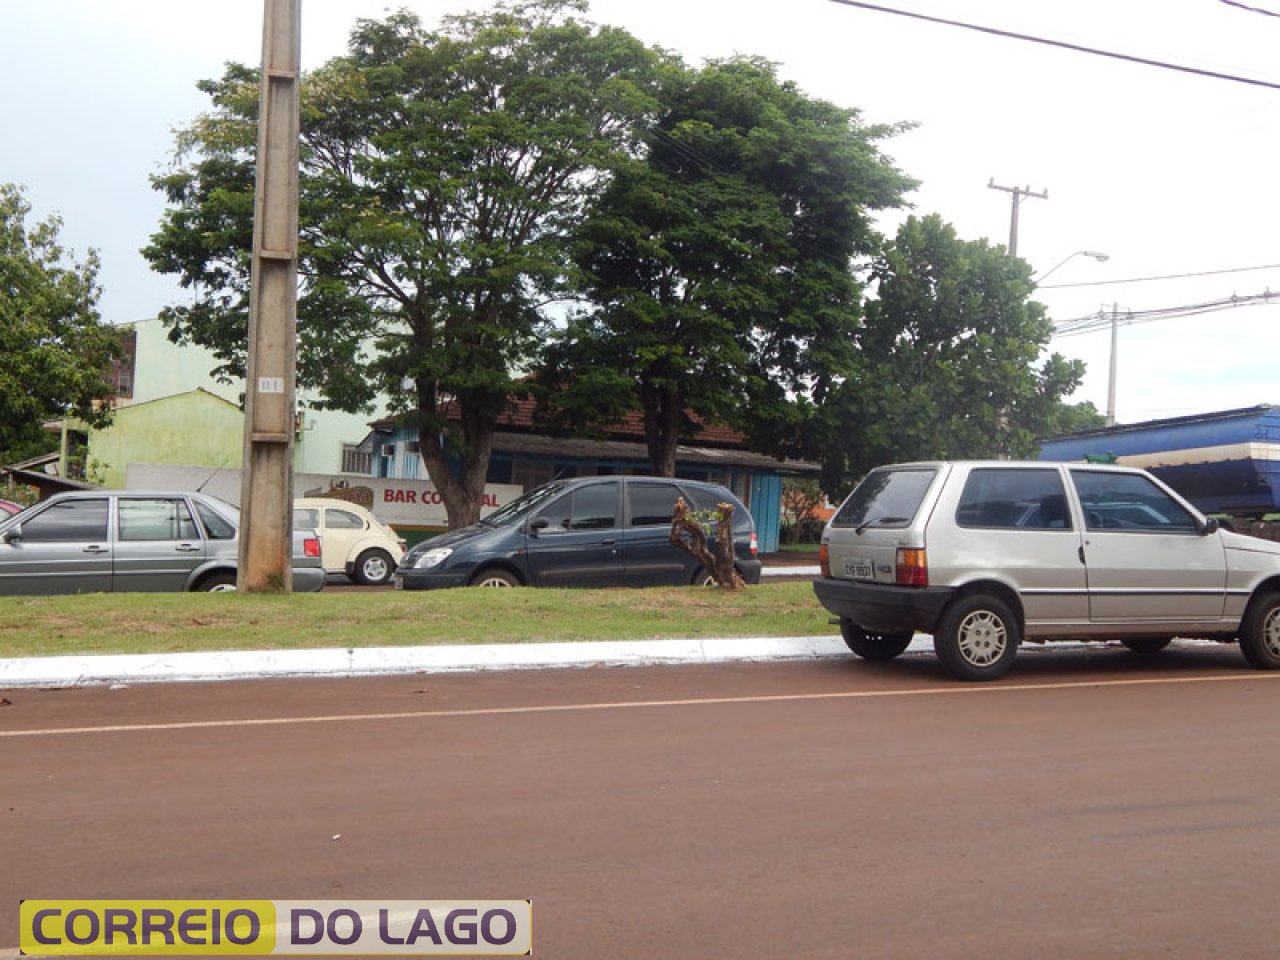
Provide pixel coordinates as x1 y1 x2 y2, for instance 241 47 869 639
341 444 372 475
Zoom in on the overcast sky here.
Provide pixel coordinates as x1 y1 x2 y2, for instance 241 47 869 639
4 0 1278 424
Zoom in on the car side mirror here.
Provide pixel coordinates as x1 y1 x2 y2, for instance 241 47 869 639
528 516 549 536
1199 517 1219 535
2 524 22 543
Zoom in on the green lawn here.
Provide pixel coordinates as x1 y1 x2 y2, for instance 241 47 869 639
0 581 834 659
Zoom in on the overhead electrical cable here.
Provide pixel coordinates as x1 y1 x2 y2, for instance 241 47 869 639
1051 290 1279 337
1218 0 1280 18
826 0 1280 90
1040 262 1280 289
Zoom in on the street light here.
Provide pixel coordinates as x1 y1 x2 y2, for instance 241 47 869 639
1033 249 1109 284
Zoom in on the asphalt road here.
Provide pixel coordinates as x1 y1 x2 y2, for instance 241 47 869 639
4 643 1279 959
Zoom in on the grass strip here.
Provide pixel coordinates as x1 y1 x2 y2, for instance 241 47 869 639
0 582 833 658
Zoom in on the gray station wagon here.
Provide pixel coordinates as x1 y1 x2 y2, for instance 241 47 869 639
813 461 1280 680
0 490 326 595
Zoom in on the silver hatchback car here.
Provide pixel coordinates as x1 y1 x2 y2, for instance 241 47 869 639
814 461 1280 680
0 490 325 594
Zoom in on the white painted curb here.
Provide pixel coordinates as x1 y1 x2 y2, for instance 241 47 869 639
0 634 915 688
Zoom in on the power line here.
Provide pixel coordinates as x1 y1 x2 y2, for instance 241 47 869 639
826 0 1280 90
1219 0 1280 18
1040 262 1280 289
1052 289 1280 337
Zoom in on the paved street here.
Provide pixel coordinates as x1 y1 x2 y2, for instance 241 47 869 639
4 644 1280 959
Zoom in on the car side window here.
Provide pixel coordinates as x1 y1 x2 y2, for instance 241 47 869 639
327 509 365 530
292 509 320 531
956 469 1071 531
16 499 109 542
1069 471 1199 532
569 483 618 530
539 484 619 532
193 502 237 540
629 482 682 527
118 498 199 541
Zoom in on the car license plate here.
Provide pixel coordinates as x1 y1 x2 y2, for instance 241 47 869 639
843 557 873 579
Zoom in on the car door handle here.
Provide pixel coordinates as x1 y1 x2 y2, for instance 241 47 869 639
83 545 109 554
601 538 617 545
175 544 202 553
1078 545 1086 565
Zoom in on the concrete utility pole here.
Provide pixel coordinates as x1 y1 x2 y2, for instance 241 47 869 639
987 179 1048 256
238 0 301 592
1106 303 1122 427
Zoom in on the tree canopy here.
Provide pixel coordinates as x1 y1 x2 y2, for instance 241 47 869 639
144 1 665 526
143 2 1099 521
0 184 120 461
536 57 916 475
813 214 1100 493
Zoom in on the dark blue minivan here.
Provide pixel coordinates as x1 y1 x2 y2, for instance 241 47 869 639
395 476 761 589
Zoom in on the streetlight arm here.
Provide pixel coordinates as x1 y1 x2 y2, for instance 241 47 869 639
1033 249 1109 284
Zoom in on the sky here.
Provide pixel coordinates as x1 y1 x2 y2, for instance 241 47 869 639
3 0 1278 425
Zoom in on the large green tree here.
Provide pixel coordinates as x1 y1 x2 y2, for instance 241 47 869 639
0 184 120 461
144 2 663 526
536 57 915 475
815 214 1099 493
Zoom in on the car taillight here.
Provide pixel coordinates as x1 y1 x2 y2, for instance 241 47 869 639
895 548 928 587
819 543 830 578
304 537 321 558
749 532 758 556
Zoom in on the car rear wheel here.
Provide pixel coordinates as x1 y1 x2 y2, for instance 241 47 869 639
840 621 913 661
1121 637 1172 655
353 548 394 586
934 594 1019 681
470 568 520 588
196 572 237 592
1239 592 1280 669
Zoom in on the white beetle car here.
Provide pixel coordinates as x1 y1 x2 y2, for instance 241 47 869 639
293 497 406 586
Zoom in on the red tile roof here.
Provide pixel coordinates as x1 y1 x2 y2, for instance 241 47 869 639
372 394 747 448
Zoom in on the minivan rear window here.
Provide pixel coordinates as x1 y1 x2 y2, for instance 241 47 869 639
831 468 935 529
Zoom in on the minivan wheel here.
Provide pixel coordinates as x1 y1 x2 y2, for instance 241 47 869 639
840 621 913 661
470 568 520 588
1121 637 1172 656
934 594 1019 681
197 572 237 593
353 548 394 586
1239 592 1280 669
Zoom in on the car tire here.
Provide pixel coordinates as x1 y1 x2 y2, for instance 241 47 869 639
1121 637 1172 655
196 572 237 593
934 594 1019 681
470 568 520 588
840 621 913 661
353 548 395 586
1239 592 1280 669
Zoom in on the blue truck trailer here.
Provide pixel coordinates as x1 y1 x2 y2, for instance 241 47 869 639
1038 405 1280 519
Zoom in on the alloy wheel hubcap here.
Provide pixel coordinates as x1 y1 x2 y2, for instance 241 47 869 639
958 611 1007 666
1264 607 1280 658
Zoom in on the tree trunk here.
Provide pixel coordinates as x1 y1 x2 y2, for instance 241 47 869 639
418 417 495 530
641 381 681 476
668 497 745 590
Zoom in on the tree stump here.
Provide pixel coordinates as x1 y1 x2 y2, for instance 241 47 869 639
669 497 746 590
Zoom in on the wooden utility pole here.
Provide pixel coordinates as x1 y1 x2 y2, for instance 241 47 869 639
987 179 1048 257
238 0 301 592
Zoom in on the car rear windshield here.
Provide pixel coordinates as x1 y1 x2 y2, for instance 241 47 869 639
830 468 936 529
